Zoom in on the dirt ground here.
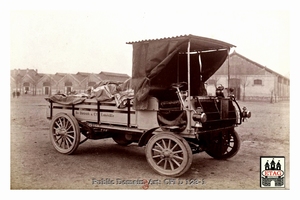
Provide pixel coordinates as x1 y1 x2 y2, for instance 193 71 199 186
10 95 290 190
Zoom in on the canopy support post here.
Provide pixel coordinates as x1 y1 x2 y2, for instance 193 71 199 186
187 39 192 132
227 48 230 89
199 52 202 81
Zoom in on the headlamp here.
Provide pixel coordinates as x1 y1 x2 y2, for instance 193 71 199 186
242 107 251 119
192 107 207 123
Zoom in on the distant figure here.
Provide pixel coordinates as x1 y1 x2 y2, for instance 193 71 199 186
16 91 20 98
215 84 224 98
12 91 15 98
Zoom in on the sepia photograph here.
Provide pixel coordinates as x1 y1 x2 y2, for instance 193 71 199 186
4 0 297 197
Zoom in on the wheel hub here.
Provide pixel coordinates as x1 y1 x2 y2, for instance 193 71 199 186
57 128 67 136
162 149 173 159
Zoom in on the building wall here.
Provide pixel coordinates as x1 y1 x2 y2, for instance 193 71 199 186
241 75 276 101
207 52 289 102
19 76 36 95
11 70 132 96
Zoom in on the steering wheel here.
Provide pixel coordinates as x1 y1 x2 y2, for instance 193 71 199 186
171 82 187 90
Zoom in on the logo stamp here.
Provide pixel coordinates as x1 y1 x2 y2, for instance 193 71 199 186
260 156 285 188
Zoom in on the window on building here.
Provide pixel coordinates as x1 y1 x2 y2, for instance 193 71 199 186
254 79 262 85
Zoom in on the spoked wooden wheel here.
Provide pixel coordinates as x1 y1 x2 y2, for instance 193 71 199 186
205 129 240 160
146 133 193 177
49 113 81 154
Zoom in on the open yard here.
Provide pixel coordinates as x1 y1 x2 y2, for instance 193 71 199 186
10 95 290 189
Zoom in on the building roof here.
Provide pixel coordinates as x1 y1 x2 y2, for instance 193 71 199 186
11 68 38 78
76 72 90 77
11 69 131 84
231 51 289 80
72 74 87 83
98 71 130 82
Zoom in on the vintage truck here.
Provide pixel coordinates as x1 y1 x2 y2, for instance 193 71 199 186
45 34 251 177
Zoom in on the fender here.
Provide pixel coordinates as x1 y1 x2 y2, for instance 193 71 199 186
77 120 94 139
138 127 160 147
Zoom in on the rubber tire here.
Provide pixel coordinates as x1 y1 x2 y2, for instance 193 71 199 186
205 129 240 160
145 132 193 177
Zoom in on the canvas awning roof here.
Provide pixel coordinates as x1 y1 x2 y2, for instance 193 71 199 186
126 34 235 52
127 34 235 109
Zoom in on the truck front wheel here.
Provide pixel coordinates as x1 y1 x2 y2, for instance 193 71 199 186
145 132 193 177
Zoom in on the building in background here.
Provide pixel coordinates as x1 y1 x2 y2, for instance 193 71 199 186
10 69 41 95
206 51 289 102
11 51 290 102
10 69 130 96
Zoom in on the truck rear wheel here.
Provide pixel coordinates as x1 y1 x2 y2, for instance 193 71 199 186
205 129 240 160
145 132 192 177
49 113 81 154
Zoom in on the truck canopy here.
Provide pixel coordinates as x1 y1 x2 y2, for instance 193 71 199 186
127 34 235 109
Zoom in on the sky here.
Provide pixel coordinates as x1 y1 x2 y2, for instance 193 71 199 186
7 1 295 78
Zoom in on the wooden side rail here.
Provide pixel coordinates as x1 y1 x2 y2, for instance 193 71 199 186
46 98 136 127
